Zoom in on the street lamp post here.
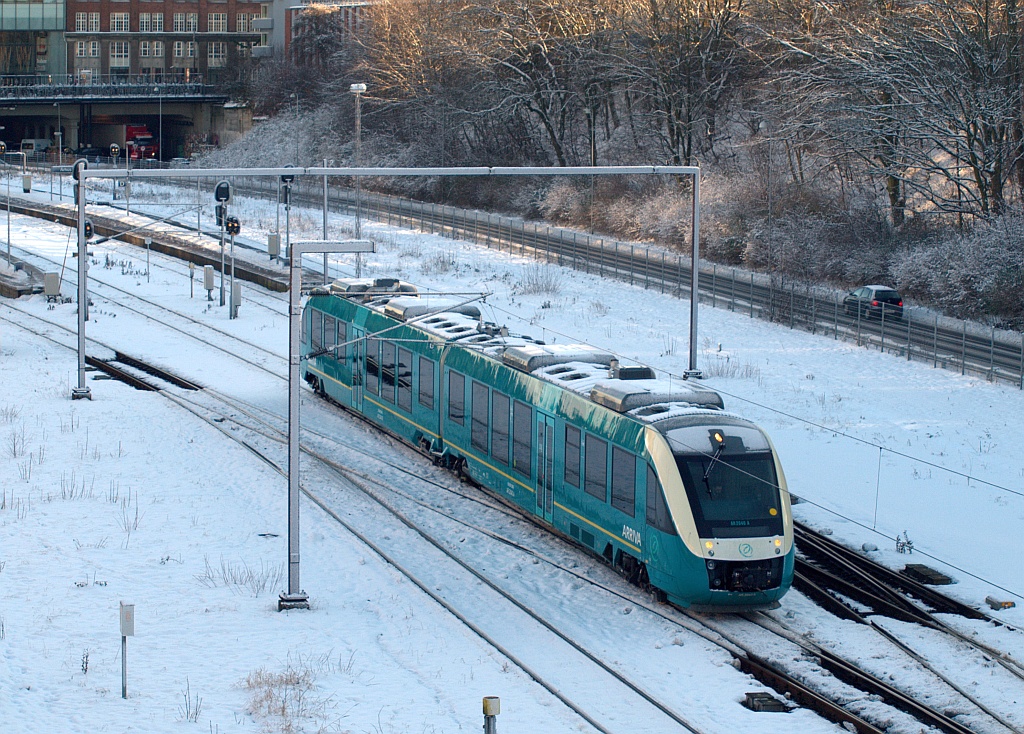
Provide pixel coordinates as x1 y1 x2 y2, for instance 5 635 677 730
350 83 366 276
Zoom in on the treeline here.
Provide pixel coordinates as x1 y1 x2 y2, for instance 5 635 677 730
238 0 1024 326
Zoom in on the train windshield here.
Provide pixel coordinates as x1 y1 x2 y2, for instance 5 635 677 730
675 451 784 539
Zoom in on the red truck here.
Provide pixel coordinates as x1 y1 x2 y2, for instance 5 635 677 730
125 124 158 160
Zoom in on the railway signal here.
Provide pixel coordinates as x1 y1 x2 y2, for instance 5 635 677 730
225 216 240 236
214 180 231 203
227 216 241 318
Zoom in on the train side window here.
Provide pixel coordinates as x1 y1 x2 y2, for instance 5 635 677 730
611 447 636 516
381 341 397 403
336 320 347 360
512 400 532 478
646 465 676 535
323 316 336 354
366 338 380 395
491 392 510 464
448 371 465 425
564 425 581 487
418 356 435 409
584 434 608 501
311 310 323 351
471 381 489 453
397 347 413 412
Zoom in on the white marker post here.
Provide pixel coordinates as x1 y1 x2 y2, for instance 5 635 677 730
119 602 135 699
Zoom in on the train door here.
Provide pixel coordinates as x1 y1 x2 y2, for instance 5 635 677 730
351 327 365 410
536 412 556 523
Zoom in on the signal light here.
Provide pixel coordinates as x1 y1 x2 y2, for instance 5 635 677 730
214 180 231 202
225 216 240 236
215 204 226 228
83 220 94 240
0 141 6 155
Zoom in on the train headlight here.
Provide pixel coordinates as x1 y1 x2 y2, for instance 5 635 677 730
705 540 714 550
774 538 782 547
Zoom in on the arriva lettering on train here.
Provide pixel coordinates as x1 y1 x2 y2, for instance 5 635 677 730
622 525 642 547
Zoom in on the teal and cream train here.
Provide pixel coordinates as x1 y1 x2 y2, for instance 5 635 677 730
302 278 794 610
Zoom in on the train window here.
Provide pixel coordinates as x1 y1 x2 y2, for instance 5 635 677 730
584 435 608 501
311 310 323 351
418 356 435 409
471 381 489 453
336 320 347 360
448 371 465 425
366 338 380 395
397 347 413 412
512 400 532 478
381 341 397 403
323 316 336 354
491 392 510 465
564 425 581 487
611 447 636 516
646 465 676 535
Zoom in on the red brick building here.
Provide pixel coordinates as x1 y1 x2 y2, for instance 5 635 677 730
65 0 262 82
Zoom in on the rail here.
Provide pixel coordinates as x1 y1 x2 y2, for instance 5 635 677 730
228 174 1024 388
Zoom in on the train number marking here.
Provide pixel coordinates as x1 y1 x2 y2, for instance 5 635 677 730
622 525 642 547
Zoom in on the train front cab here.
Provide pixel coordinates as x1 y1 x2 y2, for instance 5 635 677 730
644 419 794 609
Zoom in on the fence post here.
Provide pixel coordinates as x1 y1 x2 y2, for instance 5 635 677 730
731 267 736 311
907 312 912 361
961 320 967 375
990 325 995 378
933 314 938 368
750 272 755 318
711 264 716 308
810 289 816 335
629 244 634 285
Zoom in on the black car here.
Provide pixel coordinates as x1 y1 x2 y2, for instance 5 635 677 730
74 146 107 162
843 285 904 320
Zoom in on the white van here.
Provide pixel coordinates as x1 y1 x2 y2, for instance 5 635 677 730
21 139 51 154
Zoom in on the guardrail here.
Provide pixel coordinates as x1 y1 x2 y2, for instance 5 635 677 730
46 167 1024 387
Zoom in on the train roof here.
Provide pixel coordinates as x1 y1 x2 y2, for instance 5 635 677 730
324 277 735 431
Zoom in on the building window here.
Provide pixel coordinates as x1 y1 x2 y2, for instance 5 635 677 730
207 41 227 67
173 41 196 58
75 13 89 32
173 13 185 31
152 13 164 31
109 41 130 67
89 41 100 57
187 13 198 32
152 41 164 57
140 41 150 57
236 13 249 32
75 41 88 58
208 13 227 32
110 13 130 32
89 13 100 32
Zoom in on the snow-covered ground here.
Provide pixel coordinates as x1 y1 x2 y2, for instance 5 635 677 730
2 172 1023 733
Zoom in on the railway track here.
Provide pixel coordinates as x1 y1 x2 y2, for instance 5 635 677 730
205 174 1024 387
8 290 1019 733
11 172 1024 385
7 185 1024 732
